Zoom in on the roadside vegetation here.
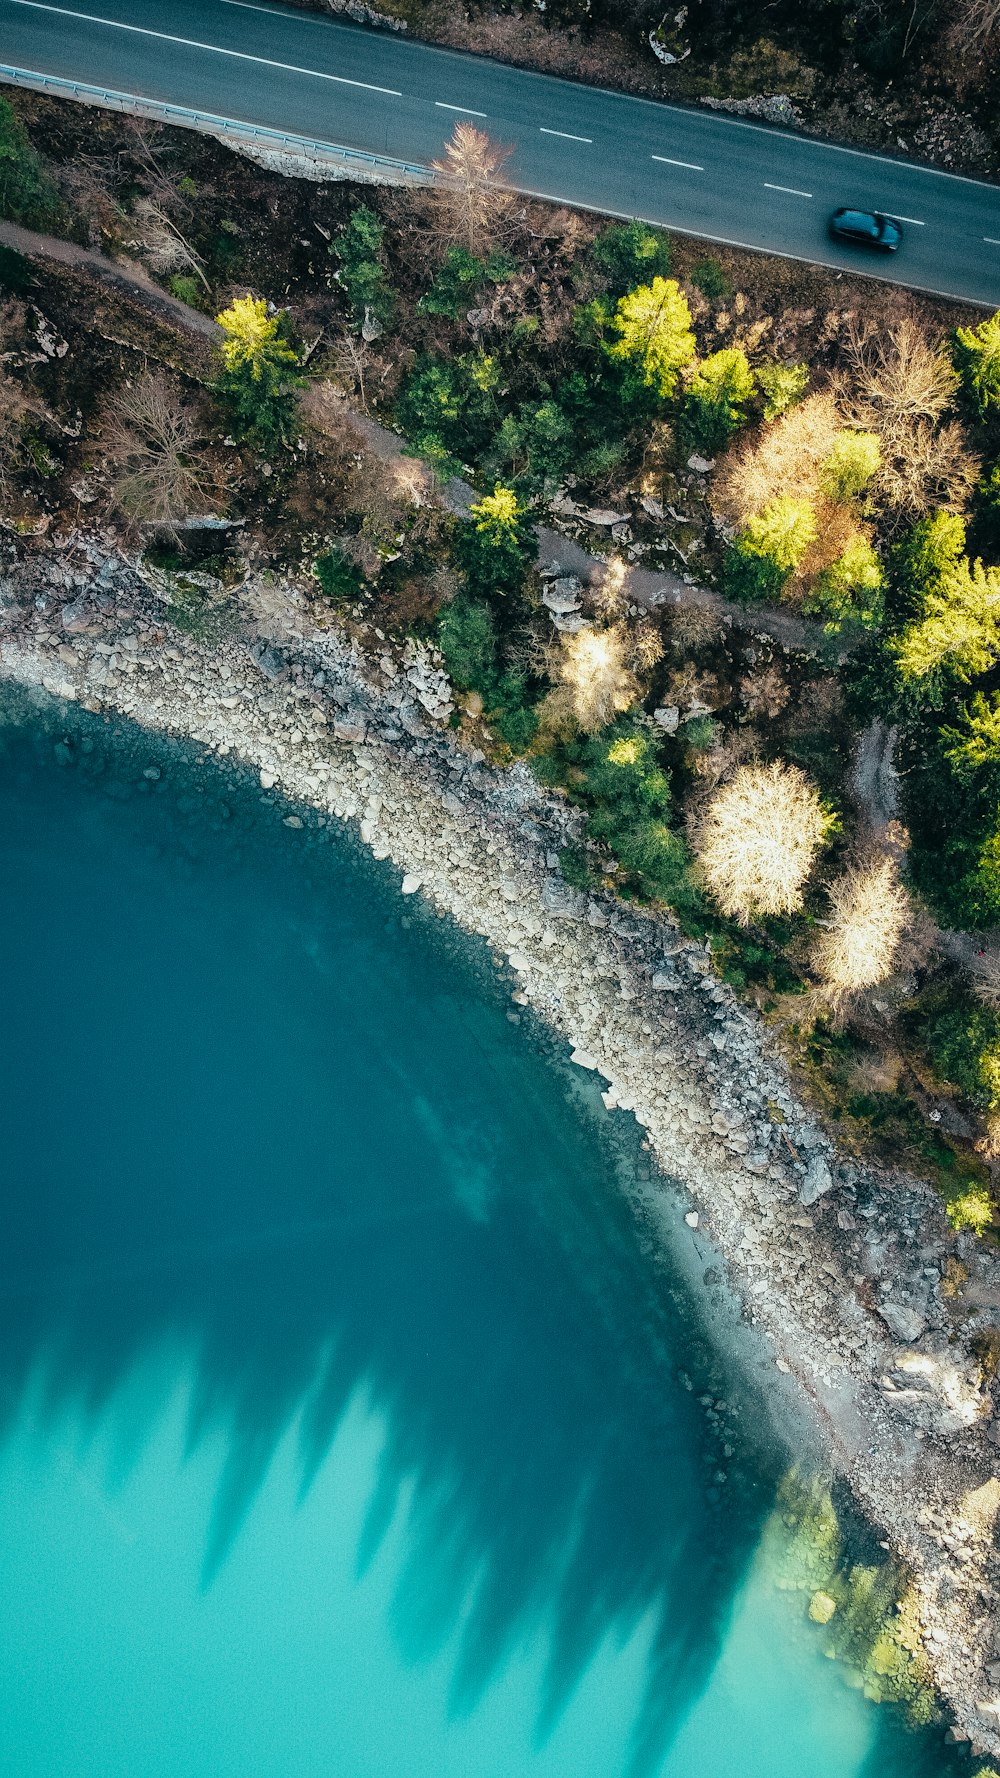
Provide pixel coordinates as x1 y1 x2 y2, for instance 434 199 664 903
4 90 1000 1249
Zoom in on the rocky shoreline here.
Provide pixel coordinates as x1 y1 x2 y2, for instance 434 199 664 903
3 528 1000 1756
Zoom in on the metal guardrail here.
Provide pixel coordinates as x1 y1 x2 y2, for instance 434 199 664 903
0 63 434 182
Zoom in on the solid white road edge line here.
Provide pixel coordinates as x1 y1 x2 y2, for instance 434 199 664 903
0 0 404 95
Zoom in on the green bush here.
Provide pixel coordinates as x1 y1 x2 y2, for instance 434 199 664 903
485 399 574 493
215 295 304 448
757 361 809 421
893 555 1000 689
437 592 498 691
331 204 395 329
681 348 755 455
605 278 696 400
942 691 1000 780
395 352 498 470
725 495 816 602
681 714 718 750
314 546 364 601
420 246 514 318
565 721 697 904
954 310 1000 420
578 439 626 485
590 220 671 299
895 510 966 602
689 258 731 299
487 669 540 752
455 486 535 600
741 495 816 572
169 273 206 309
821 431 881 502
0 98 57 225
947 1188 994 1235
492 697 538 752
724 546 788 605
929 1001 1000 1113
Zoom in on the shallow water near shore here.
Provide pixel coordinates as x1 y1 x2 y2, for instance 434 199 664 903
0 687 960 1778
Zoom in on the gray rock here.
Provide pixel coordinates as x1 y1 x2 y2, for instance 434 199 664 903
333 718 366 743
542 877 586 920
61 598 91 632
799 1155 834 1205
253 644 286 681
879 1303 927 1343
653 705 680 733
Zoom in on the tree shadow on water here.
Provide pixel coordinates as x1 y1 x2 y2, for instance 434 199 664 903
0 699 786 1776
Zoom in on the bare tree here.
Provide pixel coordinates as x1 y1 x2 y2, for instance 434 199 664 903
812 855 912 1011
328 333 372 410
843 313 958 429
540 626 638 737
425 123 515 255
128 197 210 293
948 0 1000 53
878 417 981 517
102 371 213 530
714 391 842 527
840 313 979 515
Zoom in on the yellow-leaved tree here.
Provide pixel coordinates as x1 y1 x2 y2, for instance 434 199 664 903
215 294 302 445
606 277 695 398
893 557 1000 687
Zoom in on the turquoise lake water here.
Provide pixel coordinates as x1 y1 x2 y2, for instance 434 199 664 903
0 687 961 1778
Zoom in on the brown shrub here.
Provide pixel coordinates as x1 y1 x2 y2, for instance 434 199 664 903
739 661 791 720
948 0 1000 52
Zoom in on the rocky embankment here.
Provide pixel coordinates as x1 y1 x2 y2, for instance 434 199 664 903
2 528 1000 1754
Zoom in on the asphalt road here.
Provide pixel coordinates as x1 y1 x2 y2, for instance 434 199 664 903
3 0 1000 304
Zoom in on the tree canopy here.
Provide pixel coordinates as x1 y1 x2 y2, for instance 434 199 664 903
605 277 695 399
